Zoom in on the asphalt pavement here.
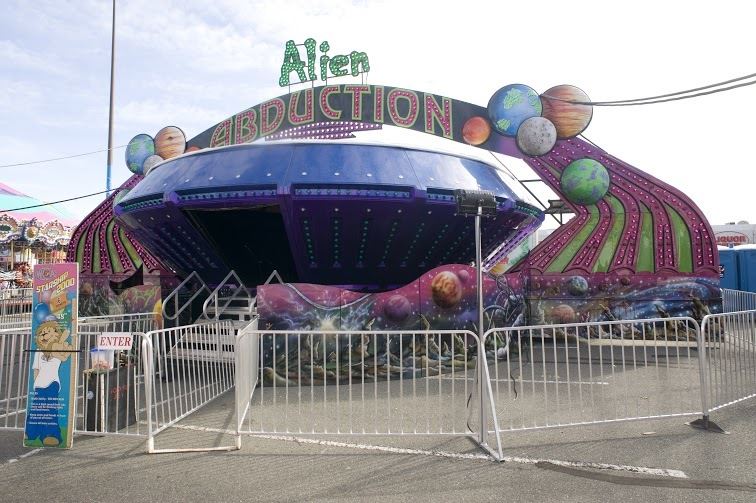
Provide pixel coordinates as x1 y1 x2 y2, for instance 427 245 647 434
1 391 755 502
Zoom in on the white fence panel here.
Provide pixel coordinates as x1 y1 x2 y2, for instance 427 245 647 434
142 320 237 453
700 310 756 412
483 318 704 434
236 329 485 439
0 288 32 330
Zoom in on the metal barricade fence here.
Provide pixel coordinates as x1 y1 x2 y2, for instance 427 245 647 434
700 310 756 413
234 328 500 453
482 317 704 437
235 318 259 446
0 288 32 330
142 320 237 453
0 327 32 430
721 288 756 313
1 313 158 437
75 313 160 437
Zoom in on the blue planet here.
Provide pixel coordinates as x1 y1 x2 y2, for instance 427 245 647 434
125 134 155 175
566 275 589 296
487 84 542 136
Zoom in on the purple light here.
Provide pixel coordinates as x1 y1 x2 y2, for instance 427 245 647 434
265 121 382 141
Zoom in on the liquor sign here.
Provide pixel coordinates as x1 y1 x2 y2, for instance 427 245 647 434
23 263 79 449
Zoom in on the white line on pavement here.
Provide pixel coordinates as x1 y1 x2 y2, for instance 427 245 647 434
3 448 41 467
168 423 688 479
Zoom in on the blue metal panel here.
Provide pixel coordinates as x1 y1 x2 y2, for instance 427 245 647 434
736 247 756 293
718 248 738 289
288 144 417 186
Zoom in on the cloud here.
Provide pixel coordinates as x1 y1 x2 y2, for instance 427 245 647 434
117 99 225 136
0 40 71 77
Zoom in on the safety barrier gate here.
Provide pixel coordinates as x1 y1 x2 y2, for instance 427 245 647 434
234 321 502 458
1 314 158 437
2 311 755 457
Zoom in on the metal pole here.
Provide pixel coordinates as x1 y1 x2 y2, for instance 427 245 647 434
105 0 116 197
476 207 487 445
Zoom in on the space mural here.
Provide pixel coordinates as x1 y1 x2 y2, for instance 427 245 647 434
256 265 721 385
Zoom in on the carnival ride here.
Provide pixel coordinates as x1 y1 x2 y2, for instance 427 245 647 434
67 82 721 345
0 182 75 272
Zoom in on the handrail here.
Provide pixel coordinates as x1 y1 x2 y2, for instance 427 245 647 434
202 270 253 320
161 271 212 321
262 270 284 286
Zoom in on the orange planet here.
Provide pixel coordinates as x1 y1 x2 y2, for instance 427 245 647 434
462 116 491 146
154 126 186 160
550 303 576 323
540 85 593 139
431 271 463 308
186 145 201 153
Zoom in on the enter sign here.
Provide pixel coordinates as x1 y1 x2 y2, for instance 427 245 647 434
96 332 134 350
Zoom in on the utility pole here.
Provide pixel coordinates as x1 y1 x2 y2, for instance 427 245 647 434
105 0 116 197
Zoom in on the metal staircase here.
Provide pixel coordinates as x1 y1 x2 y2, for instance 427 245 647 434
202 270 255 328
162 271 212 325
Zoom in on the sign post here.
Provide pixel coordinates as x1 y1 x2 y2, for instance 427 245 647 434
23 263 79 449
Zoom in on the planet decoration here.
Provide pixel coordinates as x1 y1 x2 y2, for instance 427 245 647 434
560 158 610 206
541 85 593 139
430 271 463 309
154 126 186 160
550 303 576 324
566 275 589 296
516 116 557 156
462 116 491 146
487 84 542 137
457 269 470 284
125 134 155 175
383 294 412 322
142 154 164 176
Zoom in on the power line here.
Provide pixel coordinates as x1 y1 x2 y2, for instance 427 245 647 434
1 190 111 212
0 145 126 168
542 72 756 106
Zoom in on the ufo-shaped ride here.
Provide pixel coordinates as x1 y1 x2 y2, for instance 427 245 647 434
114 141 543 290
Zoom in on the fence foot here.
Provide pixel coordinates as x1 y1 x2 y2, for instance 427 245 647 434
688 415 726 434
478 442 504 462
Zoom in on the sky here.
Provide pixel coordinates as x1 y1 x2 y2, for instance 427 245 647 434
0 0 754 230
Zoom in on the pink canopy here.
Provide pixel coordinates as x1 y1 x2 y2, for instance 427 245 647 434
0 183 77 246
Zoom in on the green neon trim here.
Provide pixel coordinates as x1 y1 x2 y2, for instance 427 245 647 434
75 234 85 266
105 219 123 274
637 204 654 272
118 228 143 270
546 205 600 273
666 204 692 273
92 233 101 274
593 195 625 272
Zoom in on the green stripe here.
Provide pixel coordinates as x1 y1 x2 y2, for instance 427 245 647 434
105 220 124 273
75 233 85 266
636 204 654 272
666 204 692 273
118 228 143 270
546 205 600 273
593 195 625 272
92 233 101 274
